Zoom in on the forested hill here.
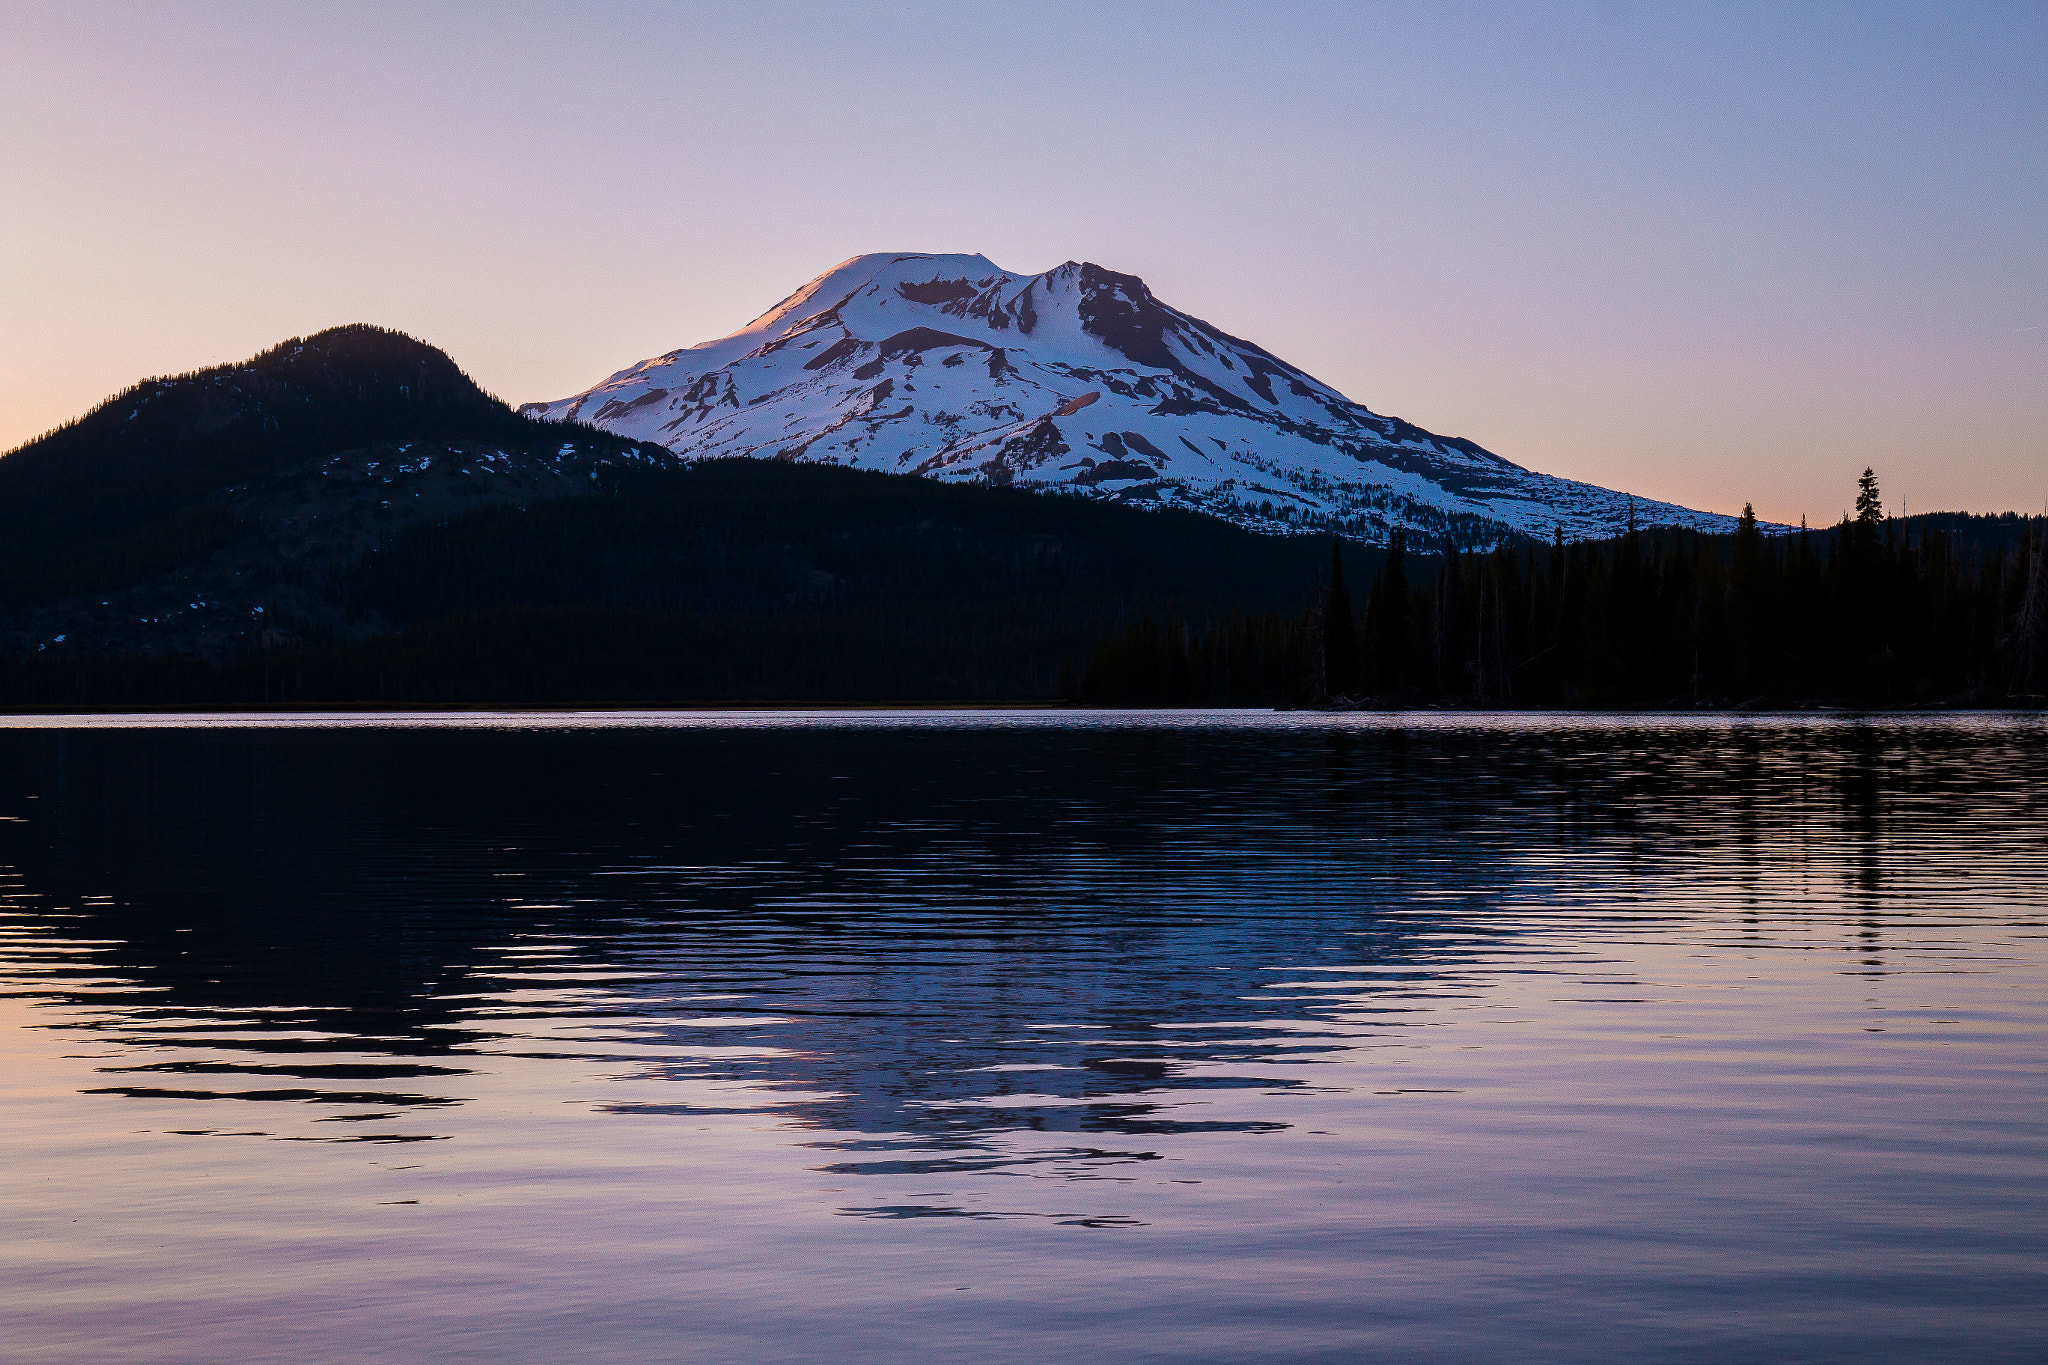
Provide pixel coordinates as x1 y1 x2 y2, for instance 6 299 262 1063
348 460 1365 624
0 325 671 615
1 445 1386 707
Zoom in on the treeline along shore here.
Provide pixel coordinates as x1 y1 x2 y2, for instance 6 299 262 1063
3 467 2040 712
1086 473 2047 709
0 457 1359 710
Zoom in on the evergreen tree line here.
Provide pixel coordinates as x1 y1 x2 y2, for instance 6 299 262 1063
4 463 2038 711
1082 473 2048 707
0 462 1375 710
0 606 1108 710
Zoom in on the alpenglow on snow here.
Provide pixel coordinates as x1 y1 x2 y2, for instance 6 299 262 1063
521 253 1731 543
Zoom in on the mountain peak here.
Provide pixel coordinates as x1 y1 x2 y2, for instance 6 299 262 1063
522 254 1733 543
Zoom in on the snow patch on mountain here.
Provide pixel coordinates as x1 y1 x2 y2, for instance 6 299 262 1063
522 252 1733 543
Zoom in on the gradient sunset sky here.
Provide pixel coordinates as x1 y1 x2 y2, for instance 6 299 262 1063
4 1 2042 524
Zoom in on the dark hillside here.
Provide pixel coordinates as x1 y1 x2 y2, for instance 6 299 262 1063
0 325 655 608
351 459 1373 624
2 458 1387 708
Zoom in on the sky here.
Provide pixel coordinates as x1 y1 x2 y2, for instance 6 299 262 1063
3 0 2042 524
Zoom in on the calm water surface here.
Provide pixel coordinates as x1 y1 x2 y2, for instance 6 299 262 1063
2 711 2044 1363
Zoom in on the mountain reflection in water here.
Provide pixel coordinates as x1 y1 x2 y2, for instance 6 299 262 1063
3 712 2044 1363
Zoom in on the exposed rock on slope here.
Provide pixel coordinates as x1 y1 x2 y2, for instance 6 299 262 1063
523 253 1733 542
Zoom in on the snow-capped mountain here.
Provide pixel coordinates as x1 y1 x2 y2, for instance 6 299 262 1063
522 253 1731 542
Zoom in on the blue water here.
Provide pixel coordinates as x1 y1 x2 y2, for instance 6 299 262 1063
3 711 2044 1362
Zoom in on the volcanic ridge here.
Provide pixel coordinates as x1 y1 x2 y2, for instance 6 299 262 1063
523 252 1733 542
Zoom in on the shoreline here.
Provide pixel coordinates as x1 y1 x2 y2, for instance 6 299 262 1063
0 701 2040 723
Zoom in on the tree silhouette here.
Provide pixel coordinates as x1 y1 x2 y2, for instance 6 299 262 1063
1371 529 1410 694
1324 539 1357 697
1856 468 1884 527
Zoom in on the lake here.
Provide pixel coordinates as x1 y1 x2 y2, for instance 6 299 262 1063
3 711 2044 1362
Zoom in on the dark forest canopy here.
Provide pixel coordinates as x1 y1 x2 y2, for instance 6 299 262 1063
0 458 1384 709
5 477 2039 709
1083 476 2047 709
347 458 1371 624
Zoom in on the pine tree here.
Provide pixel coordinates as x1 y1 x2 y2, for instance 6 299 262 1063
1549 525 1572 703
1855 468 1884 529
1324 539 1357 697
2011 521 2046 697
1614 500 1645 692
1371 529 1410 695
1730 502 1762 694
1838 468 1892 695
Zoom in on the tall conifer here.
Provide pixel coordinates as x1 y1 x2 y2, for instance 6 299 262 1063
1855 468 1884 529
1324 539 1357 697
1375 529 1411 695
1732 503 1761 693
